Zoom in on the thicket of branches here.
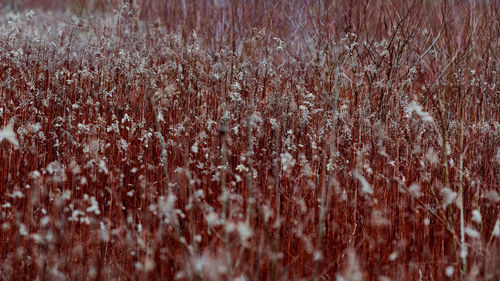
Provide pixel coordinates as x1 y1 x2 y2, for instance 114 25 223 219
0 1 499 280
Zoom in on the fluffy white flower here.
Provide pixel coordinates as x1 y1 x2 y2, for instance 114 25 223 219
0 119 18 147
406 101 434 123
472 209 482 223
445 266 454 277
237 222 253 242
281 152 296 172
465 226 480 239
492 220 500 237
408 183 422 198
353 171 373 195
440 187 457 209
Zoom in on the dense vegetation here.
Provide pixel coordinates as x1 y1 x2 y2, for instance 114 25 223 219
0 0 499 280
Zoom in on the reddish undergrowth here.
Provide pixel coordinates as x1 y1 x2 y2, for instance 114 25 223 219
0 1 499 280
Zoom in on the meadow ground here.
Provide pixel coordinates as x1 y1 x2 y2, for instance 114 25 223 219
0 0 499 280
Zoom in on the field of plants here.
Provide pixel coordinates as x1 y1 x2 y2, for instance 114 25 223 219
0 0 499 280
